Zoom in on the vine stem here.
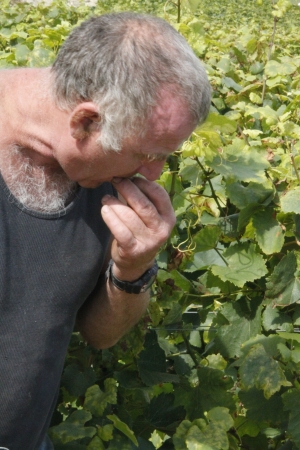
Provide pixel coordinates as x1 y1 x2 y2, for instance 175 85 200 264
261 3 278 103
168 154 179 204
214 247 228 266
177 0 181 23
196 157 226 215
182 331 199 366
290 152 300 183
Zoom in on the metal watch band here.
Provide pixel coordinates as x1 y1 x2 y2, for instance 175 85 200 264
105 259 158 294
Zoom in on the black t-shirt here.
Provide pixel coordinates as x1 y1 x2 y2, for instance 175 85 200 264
0 174 113 450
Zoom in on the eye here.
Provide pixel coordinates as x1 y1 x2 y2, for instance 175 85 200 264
140 153 168 163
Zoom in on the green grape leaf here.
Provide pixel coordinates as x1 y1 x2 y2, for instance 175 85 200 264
186 423 229 450
137 330 180 385
249 92 262 105
196 367 235 414
199 112 237 134
239 343 291 399
244 104 279 125
265 59 295 77
106 434 147 450
252 209 284 254
27 38 56 67
198 130 223 150
174 354 195 376
226 181 275 209
49 411 96 444
84 379 117 417
238 203 263 230
212 298 262 358
216 57 232 73
250 61 264 74
263 304 293 332
145 394 185 429
193 226 222 252
207 407 234 430
87 436 105 450
265 252 300 306
62 364 97 397
14 43 30 64
97 424 114 441
281 188 300 214
277 332 300 344
218 214 240 238
173 420 192 450
239 388 287 423
107 415 138 446
208 140 269 182
174 408 233 450
184 0 202 12
185 247 226 272
234 416 260 438
222 76 242 92
282 389 300 447
211 242 267 287
241 334 283 358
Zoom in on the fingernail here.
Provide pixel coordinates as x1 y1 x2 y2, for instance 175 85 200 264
112 177 123 184
102 195 112 203
101 205 110 214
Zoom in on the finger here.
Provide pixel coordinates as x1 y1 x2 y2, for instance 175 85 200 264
101 203 137 251
101 204 158 266
101 193 171 253
112 177 175 229
102 196 147 237
111 179 164 230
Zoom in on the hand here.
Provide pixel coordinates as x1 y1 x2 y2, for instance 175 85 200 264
101 177 176 281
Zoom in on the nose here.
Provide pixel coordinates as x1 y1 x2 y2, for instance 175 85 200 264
138 160 166 181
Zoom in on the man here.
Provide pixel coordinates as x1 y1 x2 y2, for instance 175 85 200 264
0 12 211 450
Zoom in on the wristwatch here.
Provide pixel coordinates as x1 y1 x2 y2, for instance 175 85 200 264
105 259 158 294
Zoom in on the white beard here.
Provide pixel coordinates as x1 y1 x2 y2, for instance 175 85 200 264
3 145 77 212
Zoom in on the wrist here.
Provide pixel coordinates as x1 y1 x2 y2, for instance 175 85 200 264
112 260 156 282
105 259 158 294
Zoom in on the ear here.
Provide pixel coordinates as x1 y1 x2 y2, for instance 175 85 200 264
70 103 101 141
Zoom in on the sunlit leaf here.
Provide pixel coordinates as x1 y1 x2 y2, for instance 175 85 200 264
265 252 300 306
252 208 284 254
199 113 237 134
281 188 300 214
211 242 267 287
208 140 270 183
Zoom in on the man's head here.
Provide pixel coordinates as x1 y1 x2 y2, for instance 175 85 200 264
51 12 211 152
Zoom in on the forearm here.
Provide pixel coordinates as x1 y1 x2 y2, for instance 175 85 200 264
76 273 150 349
77 177 175 349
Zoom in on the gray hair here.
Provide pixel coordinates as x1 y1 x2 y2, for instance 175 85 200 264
51 12 211 151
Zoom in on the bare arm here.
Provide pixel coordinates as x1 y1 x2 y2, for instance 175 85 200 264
76 177 176 349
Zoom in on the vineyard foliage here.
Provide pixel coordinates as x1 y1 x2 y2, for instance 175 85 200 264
2 0 300 448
